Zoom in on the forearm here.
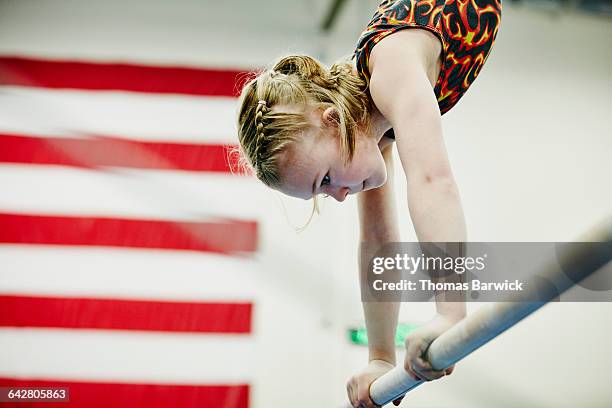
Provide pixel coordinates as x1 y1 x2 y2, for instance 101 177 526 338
407 177 467 320
407 177 465 243
362 300 399 364
359 218 401 363
357 145 403 363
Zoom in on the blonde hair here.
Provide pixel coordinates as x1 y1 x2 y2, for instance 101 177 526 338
232 55 372 231
235 54 372 188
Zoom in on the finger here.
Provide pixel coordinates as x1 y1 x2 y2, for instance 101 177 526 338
404 337 423 360
404 350 426 382
357 383 379 408
347 382 358 407
413 367 446 381
406 340 430 371
412 360 445 381
416 365 447 380
413 356 433 371
402 360 419 381
404 347 424 377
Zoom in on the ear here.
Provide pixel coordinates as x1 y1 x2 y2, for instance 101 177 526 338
321 106 340 127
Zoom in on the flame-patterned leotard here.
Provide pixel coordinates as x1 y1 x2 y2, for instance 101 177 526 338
354 0 502 120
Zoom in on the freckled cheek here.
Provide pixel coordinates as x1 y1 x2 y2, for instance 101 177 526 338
345 152 385 187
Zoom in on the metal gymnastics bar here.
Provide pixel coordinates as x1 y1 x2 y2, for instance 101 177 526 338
344 221 612 408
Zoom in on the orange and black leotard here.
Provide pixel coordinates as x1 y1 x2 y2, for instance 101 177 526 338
354 0 502 120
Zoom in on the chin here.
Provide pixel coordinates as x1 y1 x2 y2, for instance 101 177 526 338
374 167 388 189
366 173 386 191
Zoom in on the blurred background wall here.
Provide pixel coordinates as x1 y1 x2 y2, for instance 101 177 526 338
0 1 611 407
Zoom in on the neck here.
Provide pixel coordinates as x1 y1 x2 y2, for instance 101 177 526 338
369 105 392 142
350 60 391 142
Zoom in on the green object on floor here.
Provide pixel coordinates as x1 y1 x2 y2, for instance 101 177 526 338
348 323 421 347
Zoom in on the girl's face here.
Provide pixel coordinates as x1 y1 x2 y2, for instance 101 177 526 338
275 107 387 202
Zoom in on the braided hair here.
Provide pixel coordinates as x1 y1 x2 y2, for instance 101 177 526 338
253 100 269 168
235 55 371 188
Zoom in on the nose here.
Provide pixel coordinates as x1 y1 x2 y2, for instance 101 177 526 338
330 186 350 202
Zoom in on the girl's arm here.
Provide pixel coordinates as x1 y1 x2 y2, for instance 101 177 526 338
368 31 467 375
358 144 401 365
346 144 404 408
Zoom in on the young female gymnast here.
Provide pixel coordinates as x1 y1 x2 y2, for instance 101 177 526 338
236 1 502 406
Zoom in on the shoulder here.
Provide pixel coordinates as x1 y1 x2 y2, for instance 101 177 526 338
369 28 442 84
367 29 442 124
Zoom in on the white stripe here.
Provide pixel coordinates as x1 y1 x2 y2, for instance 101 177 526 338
0 328 252 383
0 0 321 69
0 87 239 143
0 245 258 301
0 164 268 220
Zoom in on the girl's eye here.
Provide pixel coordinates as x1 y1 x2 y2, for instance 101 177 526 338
321 173 331 186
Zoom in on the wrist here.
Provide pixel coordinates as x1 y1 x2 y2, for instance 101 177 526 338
368 350 396 366
432 313 465 331
436 308 466 324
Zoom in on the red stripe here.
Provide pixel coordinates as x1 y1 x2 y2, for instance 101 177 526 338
0 213 258 255
0 378 249 408
0 295 252 333
0 134 244 173
0 56 254 96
